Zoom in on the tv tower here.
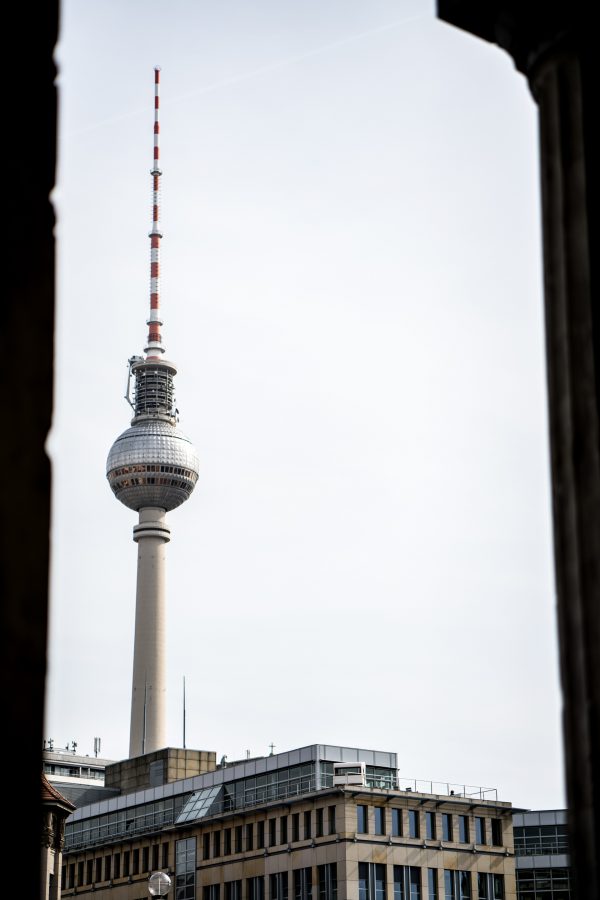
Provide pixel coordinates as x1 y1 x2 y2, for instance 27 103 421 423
106 68 199 759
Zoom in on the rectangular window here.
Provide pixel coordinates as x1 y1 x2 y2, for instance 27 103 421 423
86 860 93 884
247 876 265 900
246 823 254 851
316 808 324 837
176 837 196 900
458 872 471 900
357 805 369 833
428 870 438 900
213 830 221 857
426 812 436 840
62 866 66 890
442 815 453 842
292 812 300 842
304 810 312 839
458 816 469 843
235 825 243 853
123 851 130 877
152 844 159 870
392 809 403 836
475 818 486 845
492 876 504 900
142 846 149 872
328 805 336 835
114 852 121 879
77 862 84 887
374 807 386 835
394 866 421 900
444 871 455 900
96 857 104 881
476 874 488 900
204 887 221 900
225 881 242 900
269 818 277 846
203 833 211 859
294 867 313 900
104 856 112 881
409 810 420 838
359 862 387 900
318 863 338 900
270 872 289 900
162 843 169 869
491 819 503 847
281 815 289 844
68 864 75 889
257 820 265 849
224 828 232 855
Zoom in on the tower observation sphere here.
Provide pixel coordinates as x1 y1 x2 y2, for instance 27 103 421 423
105 67 197 759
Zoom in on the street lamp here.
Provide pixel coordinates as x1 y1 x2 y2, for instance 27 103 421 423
148 871 172 897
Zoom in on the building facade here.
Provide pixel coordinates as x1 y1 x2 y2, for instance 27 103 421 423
61 744 516 899
513 810 571 900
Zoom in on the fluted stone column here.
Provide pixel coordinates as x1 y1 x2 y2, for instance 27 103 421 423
129 507 171 757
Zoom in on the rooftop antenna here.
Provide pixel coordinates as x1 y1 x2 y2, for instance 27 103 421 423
269 743 275 756
147 65 164 361
93 737 101 758
183 676 186 749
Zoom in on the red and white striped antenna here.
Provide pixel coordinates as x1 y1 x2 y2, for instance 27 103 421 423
145 66 164 359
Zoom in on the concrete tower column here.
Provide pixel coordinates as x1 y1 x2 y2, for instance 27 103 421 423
129 506 171 758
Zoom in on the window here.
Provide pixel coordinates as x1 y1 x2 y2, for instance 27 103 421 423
142 846 149 872
475 818 486 845
442 814 453 842
77 862 84 887
269 818 277 846
426 812 436 840
458 817 469 843
375 807 386 835
113 852 121 879
204 887 221 900
123 851 130 877
68 864 75 889
294 867 313 900
293 813 300 842
409 810 420 838
476 874 488 900
224 828 232 855
86 860 93 884
394 866 421 900
152 844 159 870
271 872 289 900
304 810 312 839
96 857 104 881
235 825 243 853
491 876 504 900
359 862 387 900
246 823 254 851
444 872 471 900
318 863 338 900
203 833 211 859
392 809 403 836
357 805 369 833
247 876 265 900
316 808 324 837
225 881 242 900
213 831 221 858
328 805 336 835
491 819 503 847
257 821 265 849
428 870 438 900
104 856 112 881
176 838 196 900
281 815 289 844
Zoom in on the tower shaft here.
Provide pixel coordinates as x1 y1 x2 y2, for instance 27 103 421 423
129 508 171 757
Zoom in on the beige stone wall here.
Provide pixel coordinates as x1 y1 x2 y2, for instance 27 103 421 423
104 747 216 792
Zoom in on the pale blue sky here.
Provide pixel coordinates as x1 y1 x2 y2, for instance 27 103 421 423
47 0 563 809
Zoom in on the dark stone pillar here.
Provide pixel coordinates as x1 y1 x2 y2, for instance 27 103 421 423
2 2 59 895
437 5 599 897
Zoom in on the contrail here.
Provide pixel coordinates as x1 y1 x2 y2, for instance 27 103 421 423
66 11 429 139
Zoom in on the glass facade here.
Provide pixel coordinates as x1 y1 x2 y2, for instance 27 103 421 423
514 824 569 857
175 837 196 900
516 869 571 900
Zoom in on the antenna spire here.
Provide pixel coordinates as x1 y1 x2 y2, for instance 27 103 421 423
146 66 164 359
